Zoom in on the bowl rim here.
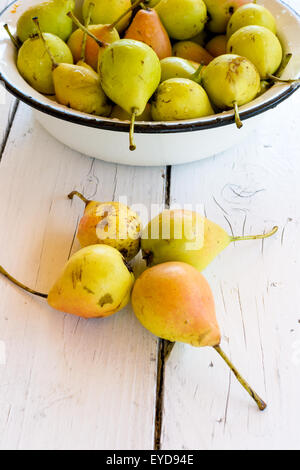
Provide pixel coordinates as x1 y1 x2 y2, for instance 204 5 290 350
0 0 300 135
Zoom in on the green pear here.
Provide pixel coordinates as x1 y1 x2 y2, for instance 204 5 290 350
227 25 283 79
151 78 214 121
53 63 112 116
17 0 75 43
160 57 198 82
99 39 161 149
0 245 135 319
141 209 278 271
201 54 260 128
82 0 132 33
227 3 277 38
17 32 73 94
156 0 207 40
132 261 267 410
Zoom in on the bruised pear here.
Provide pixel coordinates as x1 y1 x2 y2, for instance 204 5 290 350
151 79 214 121
17 0 75 43
68 191 141 261
132 261 267 410
0 245 135 319
227 3 277 38
227 25 283 79
141 209 278 271
202 54 260 127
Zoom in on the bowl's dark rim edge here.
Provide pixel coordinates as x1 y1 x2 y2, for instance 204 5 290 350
0 0 299 135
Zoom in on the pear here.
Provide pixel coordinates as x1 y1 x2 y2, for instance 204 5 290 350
205 0 252 33
17 32 73 95
151 78 214 121
155 0 207 40
68 191 141 261
206 35 227 57
111 104 152 121
141 209 278 271
17 0 75 43
227 3 277 38
173 41 213 65
0 245 134 319
201 54 260 128
82 0 132 33
124 8 172 60
227 25 283 79
99 39 161 150
160 57 198 82
132 261 267 410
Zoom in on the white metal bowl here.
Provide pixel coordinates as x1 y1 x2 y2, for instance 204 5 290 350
0 0 299 166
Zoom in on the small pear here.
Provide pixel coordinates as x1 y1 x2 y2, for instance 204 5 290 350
160 57 198 82
205 35 227 57
68 191 141 261
82 0 132 33
227 25 283 79
156 0 207 40
99 39 161 150
17 32 73 95
17 0 75 43
173 41 213 65
205 0 252 34
201 54 260 128
124 8 172 60
0 245 135 319
68 24 120 71
132 261 267 410
141 209 278 271
151 78 214 121
227 3 277 38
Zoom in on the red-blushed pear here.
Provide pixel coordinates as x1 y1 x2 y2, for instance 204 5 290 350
124 8 172 60
0 245 135 319
173 41 213 65
68 191 141 261
205 0 253 33
142 209 278 269
132 261 267 410
206 35 227 57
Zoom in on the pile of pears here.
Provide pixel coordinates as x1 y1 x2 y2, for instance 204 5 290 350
1 188 279 410
5 0 292 149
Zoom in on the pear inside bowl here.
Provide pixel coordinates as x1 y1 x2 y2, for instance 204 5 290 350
0 0 299 166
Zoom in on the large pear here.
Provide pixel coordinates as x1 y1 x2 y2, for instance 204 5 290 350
99 39 161 116
48 245 135 318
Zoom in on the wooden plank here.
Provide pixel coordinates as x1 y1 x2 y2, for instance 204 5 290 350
161 83 300 449
0 103 166 450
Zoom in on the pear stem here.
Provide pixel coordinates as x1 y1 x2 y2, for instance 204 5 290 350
0 265 48 299
214 345 267 411
268 74 300 85
233 101 243 129
231 225 278 242
191 64 204 84
32 17 58 70
80 2 95 62
68 191 91 207
130 109 138 151
3 24 20 49
67 12 109 48
274 53 292 78
109 0 145 30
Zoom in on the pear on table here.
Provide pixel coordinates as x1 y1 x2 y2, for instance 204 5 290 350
17 0 75 43
132 261 267 410
141 209 278 271
0 245 135 319
68 191 141 261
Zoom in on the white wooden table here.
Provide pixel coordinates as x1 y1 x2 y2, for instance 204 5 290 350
0 0 300 450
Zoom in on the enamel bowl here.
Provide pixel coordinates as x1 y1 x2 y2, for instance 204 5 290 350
0 0 299 166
